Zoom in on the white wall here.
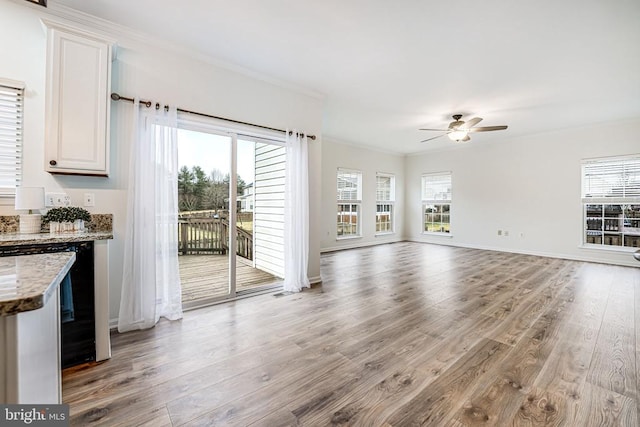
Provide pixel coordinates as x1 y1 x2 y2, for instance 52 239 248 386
321 138 405 251
405 118 640 267
0 1 324 322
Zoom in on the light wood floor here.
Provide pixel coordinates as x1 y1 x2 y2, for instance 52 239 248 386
179 254 280 303
63 242 639 426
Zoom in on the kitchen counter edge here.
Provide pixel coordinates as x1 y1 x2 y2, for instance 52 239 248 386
0 231 113 246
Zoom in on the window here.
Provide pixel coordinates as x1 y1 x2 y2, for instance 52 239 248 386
337 169 362 238
376 173 395 234
0 79 24 197
422 172 451 234
582 155 640 249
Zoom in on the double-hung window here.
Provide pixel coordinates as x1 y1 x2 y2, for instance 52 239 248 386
376 173 395 234
582 155 640 249
422 172 451 234
337 169 362 238
0 79 24 197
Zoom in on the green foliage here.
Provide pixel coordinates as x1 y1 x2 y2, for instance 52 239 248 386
43 206 92 223
178 165 247 212
178 166 195 196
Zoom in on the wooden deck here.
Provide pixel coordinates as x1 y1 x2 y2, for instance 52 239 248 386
178 254 280 303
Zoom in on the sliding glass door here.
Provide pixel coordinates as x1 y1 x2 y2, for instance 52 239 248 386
177 129 232 303
177 126 284 308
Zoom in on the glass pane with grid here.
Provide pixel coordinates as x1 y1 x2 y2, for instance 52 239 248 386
376 203 393 233
337 203 359 237
424 204 450 233
584 203 640 247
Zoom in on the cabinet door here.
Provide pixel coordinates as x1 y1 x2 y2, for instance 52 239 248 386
45 24 112 176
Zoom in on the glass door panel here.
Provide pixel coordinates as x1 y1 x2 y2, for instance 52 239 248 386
235 138 283 294
177 129 232 305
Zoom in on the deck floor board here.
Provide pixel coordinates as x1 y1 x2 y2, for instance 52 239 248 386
179 254 280 302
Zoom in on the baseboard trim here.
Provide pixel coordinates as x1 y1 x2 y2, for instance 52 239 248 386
308 275 322 285
404 238 640 268
321 238 404 253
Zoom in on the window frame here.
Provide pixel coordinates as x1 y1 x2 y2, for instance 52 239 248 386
421 172 452 235
336 168 362 239
0 78 25 199
581 155 640 251
375 173 395 235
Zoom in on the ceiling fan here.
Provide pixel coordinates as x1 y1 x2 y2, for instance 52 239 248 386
420 114 508 143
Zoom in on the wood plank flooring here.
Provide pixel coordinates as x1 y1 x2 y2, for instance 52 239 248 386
63 242 639 426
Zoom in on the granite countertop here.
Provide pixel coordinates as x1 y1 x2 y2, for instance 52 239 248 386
0 231 113 246
0 252 76 316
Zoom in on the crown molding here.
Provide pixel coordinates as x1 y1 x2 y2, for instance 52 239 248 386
38 1 325 101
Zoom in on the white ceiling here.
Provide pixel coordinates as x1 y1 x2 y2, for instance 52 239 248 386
51 0 640 154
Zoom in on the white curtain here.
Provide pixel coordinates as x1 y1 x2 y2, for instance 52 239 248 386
283 130 310 292
118 100 183 332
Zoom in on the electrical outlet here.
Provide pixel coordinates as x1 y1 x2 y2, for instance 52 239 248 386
504 230 509 237
46 192 69 207
84 193 95 207
497 230 502 236
45 192 56 207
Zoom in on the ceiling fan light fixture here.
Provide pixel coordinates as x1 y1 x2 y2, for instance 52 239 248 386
419 115 507 144
448 129 468 141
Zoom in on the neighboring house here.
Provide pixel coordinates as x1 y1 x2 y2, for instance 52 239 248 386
238 183 254 213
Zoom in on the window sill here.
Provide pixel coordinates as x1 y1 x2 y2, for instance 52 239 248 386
375 232 395 237
336 235 362 241
421 231 453 238
579 244 639 253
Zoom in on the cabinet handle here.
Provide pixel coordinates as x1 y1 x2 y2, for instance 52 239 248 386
49 160 57 166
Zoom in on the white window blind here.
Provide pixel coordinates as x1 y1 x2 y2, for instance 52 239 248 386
376 174 395 201
0 79 24 197
582 156 640 201
422 173 452 201
337 169 362 201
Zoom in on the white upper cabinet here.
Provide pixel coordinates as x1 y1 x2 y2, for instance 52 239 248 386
43 20 114 176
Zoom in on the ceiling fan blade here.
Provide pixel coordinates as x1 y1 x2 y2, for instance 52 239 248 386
461 117 482 129
420 134 447 143
419 128 450 132
468 125 508 132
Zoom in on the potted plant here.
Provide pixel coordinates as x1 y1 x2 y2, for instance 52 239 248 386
43 206 91 233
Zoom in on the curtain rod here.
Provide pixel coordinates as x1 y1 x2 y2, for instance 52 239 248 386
110 93 316 140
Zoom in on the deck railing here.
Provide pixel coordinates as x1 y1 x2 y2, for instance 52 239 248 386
178 217 253 260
